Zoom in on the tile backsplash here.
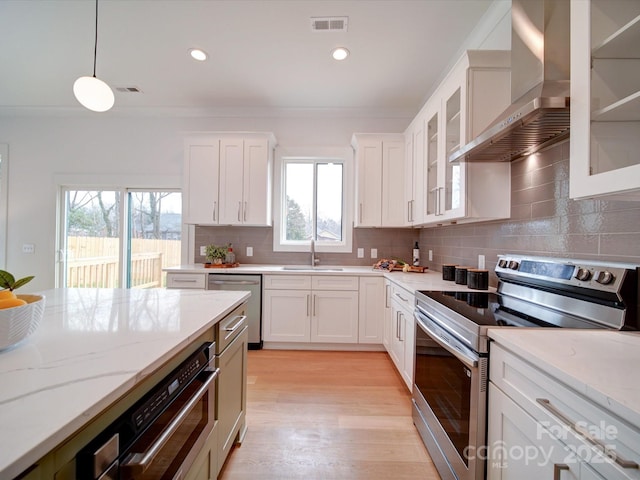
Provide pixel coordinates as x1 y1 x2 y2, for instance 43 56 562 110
195 140 640 286
419 141 640 286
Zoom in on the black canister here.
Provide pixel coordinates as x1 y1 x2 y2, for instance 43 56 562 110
467 269 489 290
442 264 458 281
454 266 470 285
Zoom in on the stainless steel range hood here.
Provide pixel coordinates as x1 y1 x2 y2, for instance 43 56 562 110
449 0 570 163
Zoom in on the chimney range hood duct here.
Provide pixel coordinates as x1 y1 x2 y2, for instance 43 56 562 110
449 0 570 163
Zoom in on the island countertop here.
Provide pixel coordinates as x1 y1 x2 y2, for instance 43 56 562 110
0 288 250 479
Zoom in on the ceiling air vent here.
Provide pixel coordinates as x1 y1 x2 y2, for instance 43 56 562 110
311 16 348 32
115 86 142 93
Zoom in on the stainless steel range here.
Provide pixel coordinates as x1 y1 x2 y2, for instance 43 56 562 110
412 254 639 480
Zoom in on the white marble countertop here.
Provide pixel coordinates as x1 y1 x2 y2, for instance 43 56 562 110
488 328 640 428
0 288 250 479
165 264 493 293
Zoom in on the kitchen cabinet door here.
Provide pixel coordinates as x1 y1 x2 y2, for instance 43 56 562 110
404 117 425 225
352 134 405 227
487 383 580 480
183 141 220 225
218 138 245 225
358 276 384 344
216 325 248 475
401 307 415 391
570 0 640 200
262 289 311 342
382 279 392 351
242 137 272 225
311 290 359 343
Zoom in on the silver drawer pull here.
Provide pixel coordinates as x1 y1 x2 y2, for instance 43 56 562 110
536 398 639 469
121 369 218 477
394 292 409 302
174 278 198 283
224 315 247 333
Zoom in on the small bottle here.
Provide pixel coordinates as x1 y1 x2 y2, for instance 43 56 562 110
225 245 236 264
412 242 420 266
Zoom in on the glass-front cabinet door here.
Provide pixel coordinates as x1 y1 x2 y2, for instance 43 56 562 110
570 0 640 199
444 87 463 216
425 105 439 218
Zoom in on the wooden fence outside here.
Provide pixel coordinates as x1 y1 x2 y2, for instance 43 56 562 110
66 237 181 288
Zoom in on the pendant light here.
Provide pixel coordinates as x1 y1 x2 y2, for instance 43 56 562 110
73 0 114 112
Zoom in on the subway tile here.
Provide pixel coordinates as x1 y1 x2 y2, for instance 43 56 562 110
600 233 640 258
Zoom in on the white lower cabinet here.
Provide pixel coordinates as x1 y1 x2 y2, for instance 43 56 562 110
386 281 415 391
382 279 392 351
488 342 640 480
358 276 385 344
262 275 360 344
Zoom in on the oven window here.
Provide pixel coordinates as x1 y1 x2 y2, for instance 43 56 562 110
415 334 471 466
126 380 210 479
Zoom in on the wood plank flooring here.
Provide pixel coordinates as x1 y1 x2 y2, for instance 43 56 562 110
218 349 441 480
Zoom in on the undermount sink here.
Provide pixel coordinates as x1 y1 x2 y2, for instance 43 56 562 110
281 266 344 271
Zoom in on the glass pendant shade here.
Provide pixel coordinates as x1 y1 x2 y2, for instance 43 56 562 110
73 76 114 112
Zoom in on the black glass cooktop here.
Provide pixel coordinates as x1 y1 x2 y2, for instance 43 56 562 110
417 290 559 328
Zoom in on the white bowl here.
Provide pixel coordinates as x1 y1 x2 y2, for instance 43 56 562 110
0 294 45 351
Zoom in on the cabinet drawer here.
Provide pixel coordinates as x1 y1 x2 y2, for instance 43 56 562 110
263 275 312 290
390 283 414 311
311 275 358 291
490 343 640 479
167 273 206 289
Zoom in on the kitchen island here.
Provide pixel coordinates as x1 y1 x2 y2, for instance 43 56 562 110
0 288 250 479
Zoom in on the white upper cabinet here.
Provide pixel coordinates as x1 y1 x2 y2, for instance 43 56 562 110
410 50 512 227
183 133 276 226
404 115 425 225
570 0 640 199
352 134 405 227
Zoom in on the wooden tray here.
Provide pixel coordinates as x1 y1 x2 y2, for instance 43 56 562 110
204 263 240 268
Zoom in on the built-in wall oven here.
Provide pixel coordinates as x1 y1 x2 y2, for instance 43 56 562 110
77 343 218 480
413 255 639 480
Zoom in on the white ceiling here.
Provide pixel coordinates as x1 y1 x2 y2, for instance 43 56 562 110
0 0 502 116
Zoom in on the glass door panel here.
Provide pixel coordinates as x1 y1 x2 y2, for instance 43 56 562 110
445 88 462 212
62 190 122 288
426 112 439 216
127 191 182 288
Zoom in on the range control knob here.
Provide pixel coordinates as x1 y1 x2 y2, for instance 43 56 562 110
508 260 519 270
594 270 615 285
498 259 509 268
574 268 592 281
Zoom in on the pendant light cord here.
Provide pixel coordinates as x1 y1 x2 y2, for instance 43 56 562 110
93 0 99 78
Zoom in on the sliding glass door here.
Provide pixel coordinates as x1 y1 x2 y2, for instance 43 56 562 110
58 188 181 288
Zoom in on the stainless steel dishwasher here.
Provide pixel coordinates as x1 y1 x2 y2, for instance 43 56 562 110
207 274 262 349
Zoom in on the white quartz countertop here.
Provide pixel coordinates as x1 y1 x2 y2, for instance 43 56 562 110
488 328 640 428
0 288 250 479
165 264 493 293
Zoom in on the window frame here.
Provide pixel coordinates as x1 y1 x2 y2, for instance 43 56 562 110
273 146 353 253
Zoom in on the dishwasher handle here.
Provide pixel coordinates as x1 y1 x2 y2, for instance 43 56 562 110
209 279 260 286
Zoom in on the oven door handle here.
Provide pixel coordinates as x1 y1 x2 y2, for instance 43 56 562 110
415 313 479 369
120 368 219 478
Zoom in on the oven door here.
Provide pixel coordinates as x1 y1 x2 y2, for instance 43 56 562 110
413 307 487 480
119 368 218 480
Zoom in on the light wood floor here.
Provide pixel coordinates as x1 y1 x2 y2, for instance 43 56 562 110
218 349 441 480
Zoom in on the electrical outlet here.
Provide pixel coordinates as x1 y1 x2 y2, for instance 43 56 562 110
199 246 206 256
22 243 35 254
357 248 364 258
370 248 377 259
478 254 486 270
246 246 253 257
429 250 433 261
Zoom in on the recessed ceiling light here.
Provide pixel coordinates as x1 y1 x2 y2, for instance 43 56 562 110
189 48 208 61
331 47 350 61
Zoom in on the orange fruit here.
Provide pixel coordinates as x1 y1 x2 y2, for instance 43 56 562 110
0 297 26 309
0 290 16 300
